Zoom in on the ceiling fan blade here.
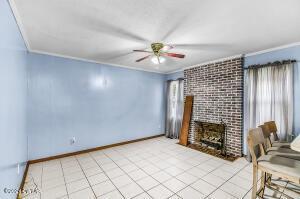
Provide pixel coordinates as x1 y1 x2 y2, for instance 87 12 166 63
133 50 152 53
162 52 185 59
66 9 149 43
170 43 231 50
136 55 151 62
161 45 174 51
105 52 134 60
160 13 190 41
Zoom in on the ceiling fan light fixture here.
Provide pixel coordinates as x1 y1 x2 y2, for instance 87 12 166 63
151 56 165 64
133 43 184 63
161 45 172 51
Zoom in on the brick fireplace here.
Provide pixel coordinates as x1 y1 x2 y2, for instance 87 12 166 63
184 57 243 157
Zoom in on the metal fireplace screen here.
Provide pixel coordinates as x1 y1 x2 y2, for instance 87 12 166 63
194 121 226 153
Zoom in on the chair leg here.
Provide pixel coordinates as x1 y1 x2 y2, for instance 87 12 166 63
266 173 272 184
252 166 258 199
258 171 266 197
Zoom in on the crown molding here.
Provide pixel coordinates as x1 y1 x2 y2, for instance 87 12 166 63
180 54 244 72
8 0 299 75
7 0 242 75
166 69 184 74
245 42 300 57
168 42 300 73
8 0 32 51
29 49 166 74
8 0 166 75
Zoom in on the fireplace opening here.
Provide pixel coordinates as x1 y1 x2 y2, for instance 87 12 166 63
194 120 227 156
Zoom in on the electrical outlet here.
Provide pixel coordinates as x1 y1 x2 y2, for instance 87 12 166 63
158 125 161 129
70 137 76 145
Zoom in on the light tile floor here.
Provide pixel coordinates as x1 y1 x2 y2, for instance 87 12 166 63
22 137 300 199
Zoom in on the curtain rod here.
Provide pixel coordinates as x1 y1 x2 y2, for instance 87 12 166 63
167 78 185 82
244 59 297 70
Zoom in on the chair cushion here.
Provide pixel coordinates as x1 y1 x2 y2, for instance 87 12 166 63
272 142 290 148
258 155 300 179
267 147 300 160
291 135 300 153
267 147 299 154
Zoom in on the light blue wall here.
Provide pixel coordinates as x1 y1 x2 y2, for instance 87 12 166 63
0 0 28 198
1 0 167 192
243 45 300 154
165 71 184 81
27 53 166 160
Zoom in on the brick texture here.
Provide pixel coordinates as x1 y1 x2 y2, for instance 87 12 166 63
184 57 243 157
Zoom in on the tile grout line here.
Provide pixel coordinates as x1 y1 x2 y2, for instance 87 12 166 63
75 141 154 198
111 139 213 198
60 157 100 197
192 162 233 198
89 152 128 198
101 139 169 198
131 139 220 198
172 159 233 198
206 163 252 199
163 153 227 197
39 160 66 198
29 139 223 198
59 159 69 199
22 164 43 199
28 138 264 199
100 138 186 198
165 154 249 198
73 156 98 198
125 139 205 197
39 162 44 198
240 166 267 199
171 159 217 197
132 139 192 198
169 144 245 197
26 138 299 199
181 154 288 199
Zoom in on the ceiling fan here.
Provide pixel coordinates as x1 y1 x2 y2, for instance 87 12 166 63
67 11 232 63
133 43 185 64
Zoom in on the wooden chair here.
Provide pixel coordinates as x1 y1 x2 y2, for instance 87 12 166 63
264 121 279 140
259 124 300 161
259 124 300 187
264 121 290 148
247 127 300 199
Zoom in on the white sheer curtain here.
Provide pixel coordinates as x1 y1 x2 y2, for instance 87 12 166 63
166 79 184 139
246 63 294 141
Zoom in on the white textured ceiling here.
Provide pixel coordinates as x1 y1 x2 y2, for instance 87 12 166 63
10 0 300 73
